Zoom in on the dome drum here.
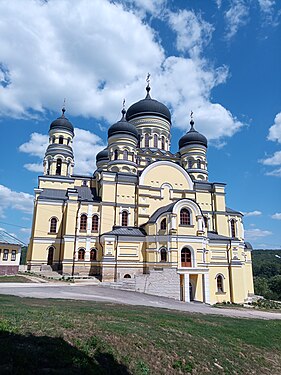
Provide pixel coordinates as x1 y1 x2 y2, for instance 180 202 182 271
45 144 74 158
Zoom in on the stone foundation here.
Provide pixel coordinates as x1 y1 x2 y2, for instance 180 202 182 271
135 268 180 300
0 265 19 275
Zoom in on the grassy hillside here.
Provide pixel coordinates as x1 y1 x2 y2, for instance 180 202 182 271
252 249 281 300
0 295 280 374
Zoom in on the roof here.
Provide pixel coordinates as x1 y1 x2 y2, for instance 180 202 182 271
207 231 240 241
103 226 146 237
179 121 207 149
148 203 175 223
226 207 243 216
49 111 74 135
126 86 171 123
0 230 23 246
245 241 253 250
108 109 138 139
38 187 100 202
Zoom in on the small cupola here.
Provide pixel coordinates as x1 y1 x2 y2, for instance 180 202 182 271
179 118 207 149
50 107 74 136
108 108 138 140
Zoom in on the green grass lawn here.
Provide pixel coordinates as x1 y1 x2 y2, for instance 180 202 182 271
0 295 280 374
0 275 32 283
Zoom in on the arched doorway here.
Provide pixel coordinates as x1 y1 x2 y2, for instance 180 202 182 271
181 248 192 267
47 246 54 266
189 282 194 301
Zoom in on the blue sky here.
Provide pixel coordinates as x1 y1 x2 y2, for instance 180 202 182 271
0 0 280 249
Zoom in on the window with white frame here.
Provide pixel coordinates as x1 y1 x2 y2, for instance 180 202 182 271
3 249 9 261
11 250 16 261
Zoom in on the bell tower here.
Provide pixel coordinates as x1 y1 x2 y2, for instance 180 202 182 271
43 107 75 177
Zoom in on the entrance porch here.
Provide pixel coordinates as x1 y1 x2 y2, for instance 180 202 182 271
178 268 210 304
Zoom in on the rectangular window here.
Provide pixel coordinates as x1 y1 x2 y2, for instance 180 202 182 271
11 250 16 261
3 249 9 261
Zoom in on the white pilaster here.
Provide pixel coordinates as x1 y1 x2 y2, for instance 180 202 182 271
203 273 210 304
184 273 190 303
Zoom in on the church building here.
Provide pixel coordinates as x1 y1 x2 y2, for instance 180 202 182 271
27 81 254 304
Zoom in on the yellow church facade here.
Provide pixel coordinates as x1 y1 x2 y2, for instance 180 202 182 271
27 83 254 304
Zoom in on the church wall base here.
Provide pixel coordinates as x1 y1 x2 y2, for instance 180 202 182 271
135 268 180 300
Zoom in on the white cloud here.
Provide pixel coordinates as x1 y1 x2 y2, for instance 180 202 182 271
245 228 272 239
225 0 249 40
243 210 262 217
216 0 222 9
72 128 105 175
258 0 279 25
0 185 34 218
272 213 281 220
19 133 49 158
268 112 281 143
19 127 106 175
261 151 281 166
168 10 214 56
0 0 244 143
121 0 166 17
265 167 281 177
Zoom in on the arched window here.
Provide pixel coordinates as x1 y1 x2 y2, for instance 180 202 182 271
47 246 54 265
124 274 131 278
197 159 201 169
123 150 128 161
160 248 167 262
136 156 140 165
203 216 208 229
114 150 118 160
154 134 158 148
52 136 55 143
217 275 224 293
161 136 165 150
80 214 87 231
59 136 63 144
144 134 149 148
230 219 236 237
50 217 57 233
188 159 193 169
67 138 70 145
121 210 128 226
56 158 62 175
90 249 97 261
78 248 85 261
160 218 167 230
181 248 192 267
92 215 99 232
180 208 191 225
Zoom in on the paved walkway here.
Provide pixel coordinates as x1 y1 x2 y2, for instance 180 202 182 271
0 282 280 320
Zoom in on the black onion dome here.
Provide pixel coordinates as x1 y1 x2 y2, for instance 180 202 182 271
179 120 207 149
108 109 138 139
96 148 109 162
126 86 171 123
50 108 74 135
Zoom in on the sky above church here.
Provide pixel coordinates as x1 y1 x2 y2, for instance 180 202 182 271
0 0 280 249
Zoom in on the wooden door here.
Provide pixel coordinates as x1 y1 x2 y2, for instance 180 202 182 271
181 248 191 267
